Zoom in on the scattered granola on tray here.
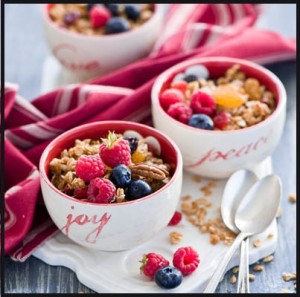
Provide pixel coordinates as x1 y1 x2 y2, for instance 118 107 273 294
49 131 172 203
159 63 276 131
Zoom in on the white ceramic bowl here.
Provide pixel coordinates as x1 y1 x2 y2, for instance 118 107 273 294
151 57 286 179
39 121 183 251
42 4 164 80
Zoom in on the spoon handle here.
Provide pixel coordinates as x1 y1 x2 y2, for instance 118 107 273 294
237 237 250 293
203 232 247 293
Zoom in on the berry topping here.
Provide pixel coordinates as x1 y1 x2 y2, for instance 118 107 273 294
110 164 131 188
213 84 245 108
167 102 193 124
172 246 200 276
126 180 152 200
124 4 141 20
171 80 188 94
89 5 111 29
172 72 185 83
74 187 88 199
105 17 130 34
124 137 139 154
104 3 119 16
154 266 183 289
159 89 185 110
213 111 231 130
87 4 95 11
190 90 216 116
140 253 170 279
87 178 116 203
64 12 79 25
168 211 182 226
183 74 199 83
185 64 209 80
99 132 131 168
131 143 148 163
188 114 214 130
75 155 106 182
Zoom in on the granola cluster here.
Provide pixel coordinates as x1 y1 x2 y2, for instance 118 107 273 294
49 133 172 203
49 4 154 36
160 63 276 131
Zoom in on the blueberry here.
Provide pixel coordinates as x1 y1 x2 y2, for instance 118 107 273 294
154 266 183 289
188 114 214 130
183 74 199 83
185 64 209 80
110 164 131 188
172 72 185 83
126 180 152 200
87 4 95 11
64 12 79 25
124 4 141 20
124 137 138 154
105 3 119 16
105 17 130 34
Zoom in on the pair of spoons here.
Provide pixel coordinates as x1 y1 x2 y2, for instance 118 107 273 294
203 169 282 293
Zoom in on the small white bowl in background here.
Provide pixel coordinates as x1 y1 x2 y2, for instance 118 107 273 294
42 4 164 81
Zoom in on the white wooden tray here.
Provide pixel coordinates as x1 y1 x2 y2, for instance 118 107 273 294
33 155 277 293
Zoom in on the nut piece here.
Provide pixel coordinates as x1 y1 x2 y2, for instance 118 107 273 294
129 163 168 180
169 231 183 244
232 267 239 274
267 233 274 239
230 275 237 284
253 239 262 248
288 193 296 203
249 274 255 282
282 272 296 282
262 255 274 263
210 234 220 245
253 264 264 272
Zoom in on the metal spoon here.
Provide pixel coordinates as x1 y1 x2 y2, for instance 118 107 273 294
203 174 281 293
221 169 259 293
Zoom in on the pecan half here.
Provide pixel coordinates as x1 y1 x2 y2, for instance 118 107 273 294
129 164 168 180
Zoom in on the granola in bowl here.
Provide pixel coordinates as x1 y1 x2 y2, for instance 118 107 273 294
49 4 154 35
49 131 172 203
159 63 276 131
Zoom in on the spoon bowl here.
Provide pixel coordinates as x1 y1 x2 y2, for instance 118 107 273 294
221 169 259 234
235 174 282 234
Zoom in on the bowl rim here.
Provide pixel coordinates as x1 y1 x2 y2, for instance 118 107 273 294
39 120 183 207
151 56 287 135
42 3 164 40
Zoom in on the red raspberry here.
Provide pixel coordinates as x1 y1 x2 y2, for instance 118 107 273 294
168 211 182 226
74 187 88 199
190 90 216 116
167 102 193 124
99 132 131 168
171 80 188 94
159 89 185 110
75 155 106 182
87 178 116 203
89 5 111 29
140 253 170 279
213 111 231 130
172 246 200 276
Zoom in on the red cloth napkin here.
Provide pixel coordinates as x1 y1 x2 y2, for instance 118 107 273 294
2 4 296 261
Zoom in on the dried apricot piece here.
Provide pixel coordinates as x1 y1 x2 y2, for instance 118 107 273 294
213 84 245 108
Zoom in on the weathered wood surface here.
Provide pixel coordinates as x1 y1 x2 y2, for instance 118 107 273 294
4 4 296 294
